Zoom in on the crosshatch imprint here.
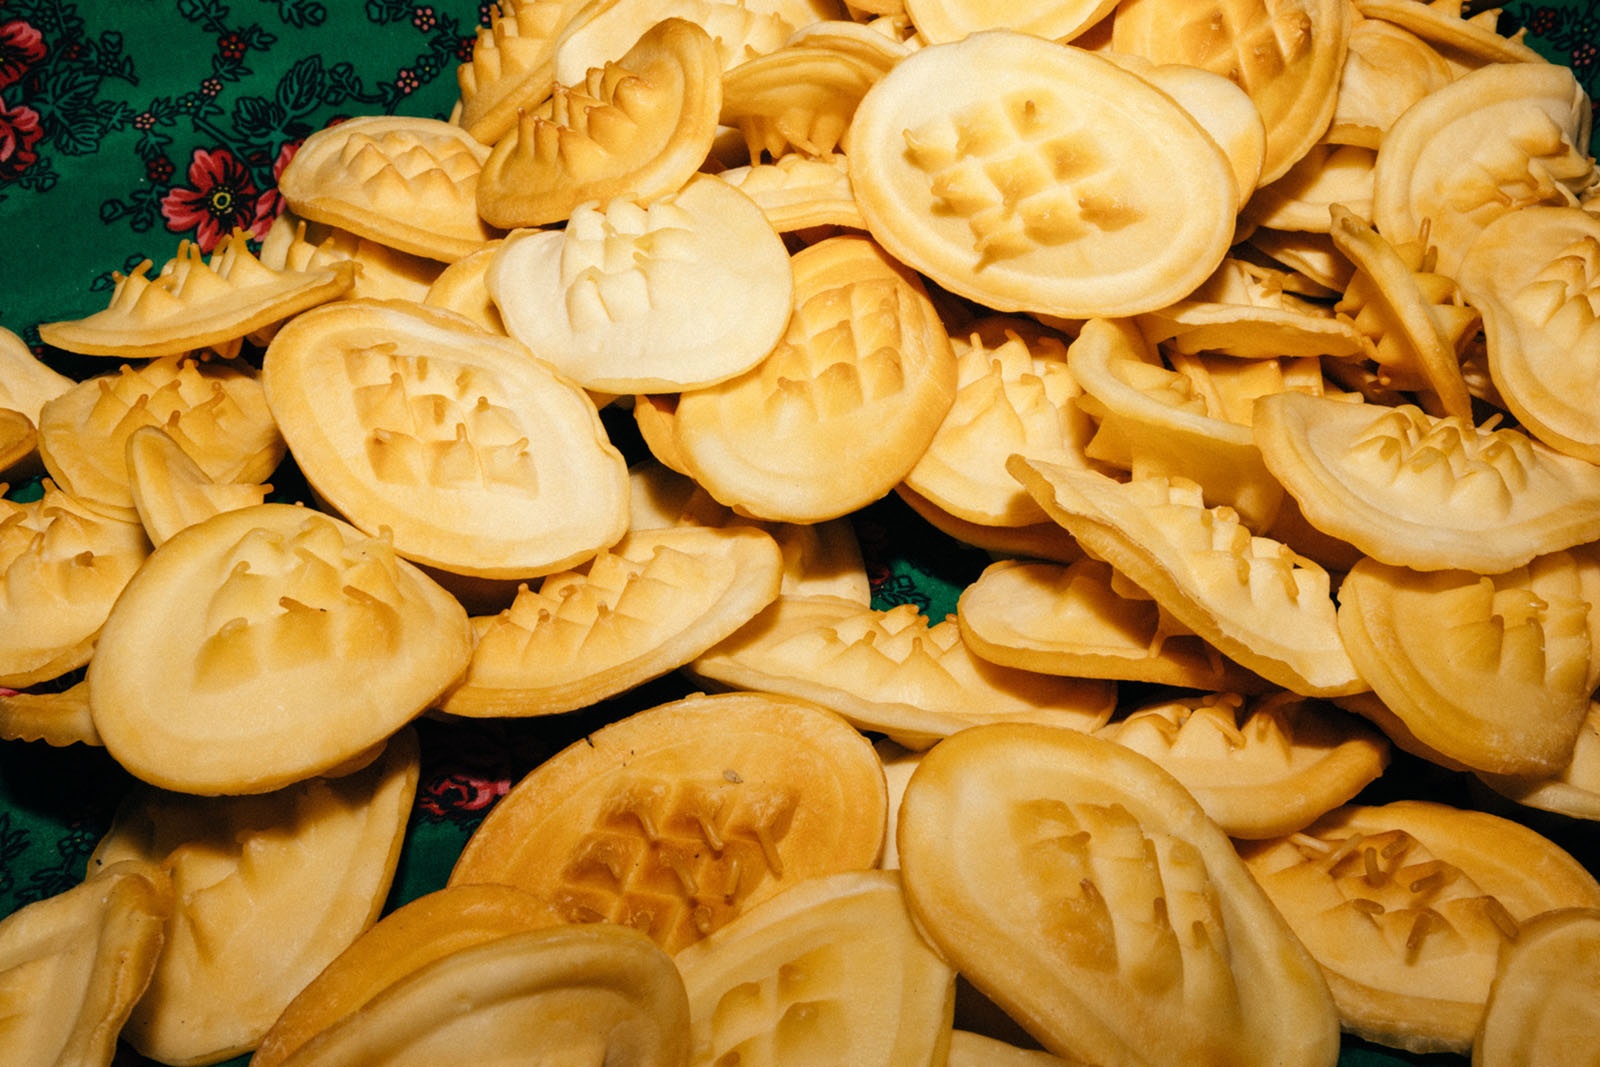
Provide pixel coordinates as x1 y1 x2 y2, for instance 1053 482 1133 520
83 360 254 451
559 197 699 330
705 944 848 1064
553 775 800 950
1171 1 1314 89
903 92 1138 265
801 602 966 682
339 127 483 189
341 347 537 493
195 516 404 685
759 278 923 425
1011 797 1241 1020
481 543 711 663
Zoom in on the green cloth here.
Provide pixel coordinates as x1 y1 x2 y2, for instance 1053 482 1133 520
1 0 474 340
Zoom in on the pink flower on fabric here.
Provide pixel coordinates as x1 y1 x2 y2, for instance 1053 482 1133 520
0 98 42 180
0 20 46 90
417 772 510 817
160 147 274 251
271 137 301 181
250 138 302 226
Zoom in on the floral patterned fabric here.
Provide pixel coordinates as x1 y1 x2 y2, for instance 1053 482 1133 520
0 0 482 341
1 3 1599 1066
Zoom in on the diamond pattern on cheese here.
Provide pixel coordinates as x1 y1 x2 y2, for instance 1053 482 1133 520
278 115 495 262
263 299 627 579
449 692 887 955
1111 0 1351 184
689 593 1117 749
670 235 957 523
440 525 783 717
38 228 355 359
87 504 469 794
847 33 1236 318
37 355 282 522
0 479 149 688
489 176 791 393
1011 458 1363 697
1252 390 1600 572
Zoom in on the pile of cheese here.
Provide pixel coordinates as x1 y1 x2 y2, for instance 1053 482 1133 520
3 0 1600 1063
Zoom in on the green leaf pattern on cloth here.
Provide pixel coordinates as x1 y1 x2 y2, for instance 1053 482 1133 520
0 0 483 338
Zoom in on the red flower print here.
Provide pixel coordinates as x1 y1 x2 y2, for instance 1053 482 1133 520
250 138 303 225
1527 6 1559 35
146 156 174 184
160 147 274 251
0 20 45 91
271 138 302 182
417 772 509 817
412 6 437 31
395 68 420 95
0 98 42 180
218 32 248 61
